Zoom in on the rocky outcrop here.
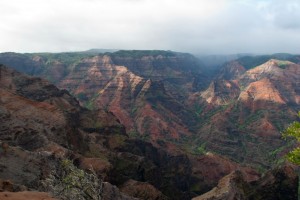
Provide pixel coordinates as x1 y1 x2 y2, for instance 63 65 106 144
238 78 287 113
192 165 298 200
120 179 168 200
192 171 247 200
200 80 240 105
247 165 299 200
102 182 140 200
0 146 42 190
239 59 300 108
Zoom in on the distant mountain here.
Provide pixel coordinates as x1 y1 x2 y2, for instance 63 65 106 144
84 48 119 53
196 54 249 71
196 53 300 72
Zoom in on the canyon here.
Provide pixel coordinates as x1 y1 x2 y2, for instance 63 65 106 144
0 50 299 199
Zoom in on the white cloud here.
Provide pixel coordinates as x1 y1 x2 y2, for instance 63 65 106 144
0 0 300 54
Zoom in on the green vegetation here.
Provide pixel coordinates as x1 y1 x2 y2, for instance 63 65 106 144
269 145 289 165
282 112 300 165
131 106 138 114
128 130 139 137
107 50 177 58
277 60 290 69
238 55 273 69
77 92 88 101
93 121 103 129
31 52 97 66
190 183 205 194
194 104 204 116
237 54 295 70
238 110 265 130
85 100 95 110
195 105 227 126
196 143 206 155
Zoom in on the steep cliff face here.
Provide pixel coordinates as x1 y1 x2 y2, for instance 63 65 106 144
0 51 203 142
190 58 300 167
107 139 259 200
239 59 300 108
109 51 203 94
0 64 138 199
58 55 145 133
199 79 240 105
55 52 201 141
0 65 75 150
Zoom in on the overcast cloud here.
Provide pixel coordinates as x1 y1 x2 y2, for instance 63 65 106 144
0 0 299 54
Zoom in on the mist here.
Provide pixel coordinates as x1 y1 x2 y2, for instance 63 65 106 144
0 0 300 54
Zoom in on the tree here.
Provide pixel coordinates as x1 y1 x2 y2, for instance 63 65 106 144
282 111 300 165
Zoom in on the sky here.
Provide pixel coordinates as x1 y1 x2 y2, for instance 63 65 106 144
0 0 300 54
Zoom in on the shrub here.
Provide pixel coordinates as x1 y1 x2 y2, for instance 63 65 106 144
41 159 102 200
282 112 300 165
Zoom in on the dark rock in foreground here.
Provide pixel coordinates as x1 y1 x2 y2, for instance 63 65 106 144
192 165 298 200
